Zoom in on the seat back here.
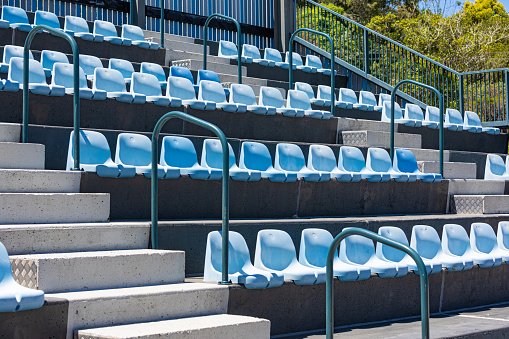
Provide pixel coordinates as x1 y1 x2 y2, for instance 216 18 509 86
169 66 195 84
359 91 377 106
201 139 236 169
425 106 441 123
339 232 375 265
109 58 134 80
198 80 227 103
0 241 14 284
230 84 257 106
121 24 145 40
64 16 90 34
411 225 441 259
160 136 199 168
34 10 60 29
115 133 152 167
259 86 284 108
1 6 29 25
486 154 507 177
264 48 283 62
3 45 34 64
197 69 221 84
93 68 126 93
69 130 113 166
140 62 166 83
393 149 419 173
442 224 470 256
471 223 497 254
206 231 252 274
167 76 196 100
294 82 316 101
446 108 463 125
339 88 358 105
308 145 337 172
239 141 274 171
377 226 410 262
94 20 118 37
338 146 366 173
131 72 162 96
382 101 403 120
79 54 103 78
405 103 424 121
316 85 335 102
378 93 391 106
275 143 306 172
497 221 509 250
218 40 238 58
242 44 262 59
256 229 297 271
464 110 482 127
287 89 312 110
305 55 323 69
41 50 69 71
299 228 333 267
366 147 392 173
51 63 88 89
8 58 46 84
285 52 303 66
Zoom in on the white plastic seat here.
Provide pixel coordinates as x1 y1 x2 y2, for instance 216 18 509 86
0 45 34 73
93 68 145 104
440 224 476 271
229 84 273 115
40 50 69 77
338 88 371 111
218 40 252 63
204 230 284 289
242 44 272 66
259 86 301 117
444 108 465 131
140 62 167 89
275 143 330 182
79 54 104 81
64 16 103 42
285 52 315 73
338 146 389 182
405 104 437 129
378 93 391 108
381 101 422 127
470 223 505 266
366 147 416 182
305 55 336 76
307 144 355 182
484 154 509 180
130 72 181 107
255 229 326 285
1 6 33 32
9 57 65 96
464 110 500 135
167 76 210 110
51 62 107 100
287 89 331 119
496 221 509 262
109 58 134 85
198 80 243 112
121 24 159 49
263 48 295 69
316 85 347 108
299 228 371 281
393 149 441 183
94 20 132 46
358 91 379 112
406 226 446 273
295 82 326 106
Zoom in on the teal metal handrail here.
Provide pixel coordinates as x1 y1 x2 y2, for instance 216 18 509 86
325 228 429 339
390 80 444 176
22 25 80 171
289 28 335 117
151 111 231 285
160 0 164 48
203 13 242 84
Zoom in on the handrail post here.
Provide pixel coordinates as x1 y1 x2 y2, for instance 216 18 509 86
151 111 231 285
289 28 335 117
458 74 464 117
363 29 369 75
22 25 80 171
160 0 164 48
203 14 242 84
505 70 509 126
325 228 429 339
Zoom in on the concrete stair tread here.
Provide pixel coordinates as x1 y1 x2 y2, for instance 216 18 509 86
0 169 81 193
341 130 421 148
448 179 506 195
171 58 247 77
0 142 45 169
0 122 20 142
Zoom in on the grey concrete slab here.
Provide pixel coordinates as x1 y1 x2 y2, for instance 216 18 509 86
0 169 80 193
0 142 45 169
0 122 20 142
452 195 509 214
418 161 477 179
171 58 247 77
448 179 506 196
341 130 421 148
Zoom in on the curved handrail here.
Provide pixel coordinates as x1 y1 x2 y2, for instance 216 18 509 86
390 80 444 176
289 28 335 117
151 111 231 285
22 25 81 171
325 227 429 339
203 14 242 84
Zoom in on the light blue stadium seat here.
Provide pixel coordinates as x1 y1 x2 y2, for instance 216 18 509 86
160 136 220 180
287 89 331 119
393 149 441 182
0 45 34 74
405 225 447 274
259 86 300 117
109 58 134 85
464 110 500 135
196 69 229 96
285 52 315 73
470 223 505 266
141 62 167 89
51 63 107 100
40 50 69 77
198 80 240 112
131 72 181 107
94 20 132 46
338 88 371 111
229 84 274 115
454 109 480 133
34 10 62 31
366 147 414 182
263 48 295 69
1 6 33 32
93 68 145 104
79 54 104 81
204 230 284 289
242 44 272 66
440 224 476 271
167 76 208 110
358 91 379 112
218 40 252 63
121 24 159 49
405 103 438 129
114 133 178 179
381 101 422 127
497 221 509 261
9 57 65 96
275 143 330 182
67 130 135 177
305 55 337 76
340 229 408 278
239 141 297 182
201 139 261 181
64 16 103 42
170 66 196 92
0 19 9 29
295 82 326 106
0 241 44 312
378 93 391 107
255 229 326 285
338 146 388 182
299 228 371 281
0 77 19 92
316 85 347 108
426 106 462 131
444 108 465 131
484 154 509 180
307 144 353 182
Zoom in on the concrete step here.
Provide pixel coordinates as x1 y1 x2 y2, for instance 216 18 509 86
340 130 421 148
418 161 477 179
0 122 20 142
448 179 506 195
50 283 229 339
10 249 185 292
337 117 391 133
77 314 270 339
0 169 81 193
171 58 247 77
0 222 149 255
166 49 230 65
0 193 110 224
404 147 451 162
163 39 210 55
0 142 45 169
143 31 198 45
451 194 509 214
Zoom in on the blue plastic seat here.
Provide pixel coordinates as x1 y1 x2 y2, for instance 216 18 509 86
79 54 104 81
275 143 330 182
94 20 132 46
295 82 326 106
131 72 181 107
196 69 229 96
93 68 145 104
259 86 300 117
169 66 196 91
64 16 103 42
464 110 499 135
201 139 261 181
0 241 44 312
307 144 353 182
40 50 69 77
141 62 167 89
426 106 463 131
470 223 505 266
255 229 326 285
1 6 33 32
34 10 61 31
338 146 389 182
287 90 331 119
160 136 220 180
285 52 315 73
9 57 65 96
381 101 422 127
484 154 509 180
0 19 9 29
366 147 415 182
404 225 447 274
121 24 158 49
305 55 337 76
440 224 477 271
167 76 208 110
339 88 371 111
239 141 297 182
263 48 295 69
497 221 509 261
218 40 252 63
0 45 34 74
204 230 284 289
405 104 438 129
358 91 379 112
198 80 241 112
444 108 465 131
109 58 134 85
393 149 441 183
378 93 391 107
114 133 178 179
51 63 107 100
229 84 274 115
299 228 371 281
67 130 135 177
242 44 272 66
316 85 347 108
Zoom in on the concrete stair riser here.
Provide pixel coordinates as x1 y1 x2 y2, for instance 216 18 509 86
0 122 20 142
448 179 506 196
0 169 81 193
0 142 45 169
340 130 421 148
418 161 476 179
451 195 509 214
171 59 247 77
404 148 451 162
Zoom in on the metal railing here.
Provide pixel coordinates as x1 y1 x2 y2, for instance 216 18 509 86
203 13 242 84
289 28 335 117
390 80 444 176
151 111 231 285
22 25 81 171
325 228 429 339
